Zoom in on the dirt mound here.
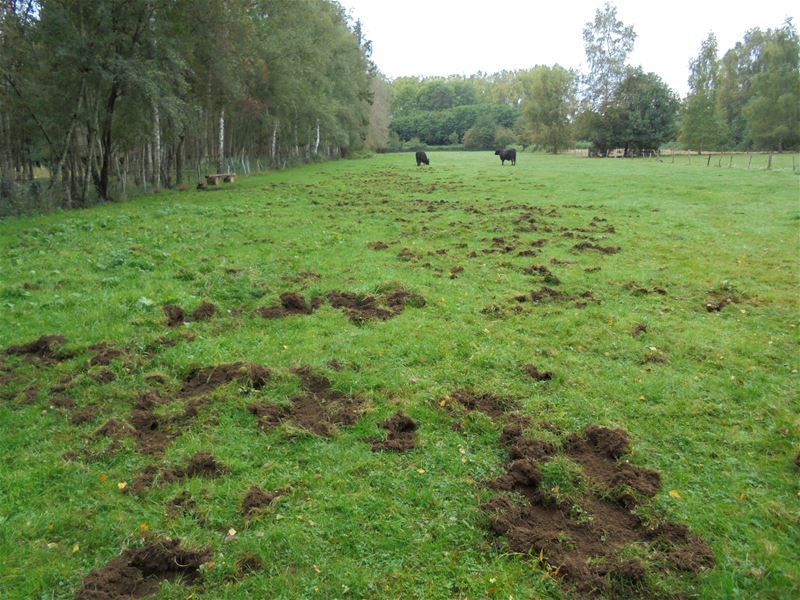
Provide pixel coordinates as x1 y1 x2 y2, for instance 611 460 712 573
371 412 418 452
705 289 740 312
450 389 517 419
248 367 364 436
526 287 597 308
191 301 217 321
485 424 714 596
522 364 553 382
370 241 389 250
167 491 205 522
162 304 185 327
242 485 279 517
328 286 425 323
631 323 648 337
522 264 560 284
181 362 271 397
75 537 211 600
5 335 69 362
88 342 125 366
257 292 322 319
572 242 621 254
130 452 230 494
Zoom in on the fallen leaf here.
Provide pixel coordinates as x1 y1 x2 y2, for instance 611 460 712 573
117 481 127 491
72 543 80 553
669 489 682 499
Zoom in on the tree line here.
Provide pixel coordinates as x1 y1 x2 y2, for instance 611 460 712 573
387 3 800 157
0 0 377 212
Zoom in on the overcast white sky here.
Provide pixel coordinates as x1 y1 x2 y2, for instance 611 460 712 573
339 0 798 97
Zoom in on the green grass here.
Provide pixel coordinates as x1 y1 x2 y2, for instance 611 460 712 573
0 151 798 599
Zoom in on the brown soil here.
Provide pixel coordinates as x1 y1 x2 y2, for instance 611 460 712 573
328 287 425 323
326 358 344 371
21 384 39 404
371 412 418 452
450 389 517 419
527 287 597 308
256 292 322 319
625 281 668 296
241 485 279 517
572 242 621 254
128 392 171 455
191 301 217 321
162 304 185 327
90 367 117 383
88 342 125 366
5 335 69 363
234 553 264 577
485 424 714 596
522 364 553 382
449 266 465 279
130 452 230 495
248 366 364 436
166 491 205 522
631 323 648 337
74 537 211 600
522 264 560 284
370 241 389 250
180 362 271 397
705 290 740 312
70 406 100 425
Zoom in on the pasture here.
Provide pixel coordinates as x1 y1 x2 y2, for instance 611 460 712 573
0 152 797 599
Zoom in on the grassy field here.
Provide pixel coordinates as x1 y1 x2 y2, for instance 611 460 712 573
0 152 797 599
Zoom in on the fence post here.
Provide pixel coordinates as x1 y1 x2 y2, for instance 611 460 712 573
767 154 773 170
748 153 752 169
707 154 712 167
729 155 733 168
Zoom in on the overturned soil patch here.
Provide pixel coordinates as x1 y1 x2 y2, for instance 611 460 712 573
75 537 211 600
191 301 218 321
162 304 185 327
572 242 621 254
371 412 418 452
181 362 271 397
485 424 714 597
526 287 598 308
5 335 69 363
130 452 230 495
522 364 553 382
88 342 126 366
242 485 279 518
248 366 364 436
257 292 323 319
449 389 518 419
328 286 426 323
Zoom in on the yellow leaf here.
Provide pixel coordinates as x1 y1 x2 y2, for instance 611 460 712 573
72 543 80 553
669 490 682 499
98 473 107 482
117 481 127 491
139 523 150 533
417 468 426 474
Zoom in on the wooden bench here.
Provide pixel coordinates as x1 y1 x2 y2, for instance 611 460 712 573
205 173 236 185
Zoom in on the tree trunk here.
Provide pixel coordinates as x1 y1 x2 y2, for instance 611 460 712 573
176 132 184 185
217 108 225 173
98 84 120 200
152 104 161 191
314 120 320 155
271 122 278 164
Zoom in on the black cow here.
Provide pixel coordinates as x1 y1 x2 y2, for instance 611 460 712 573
495 148 516 166
415 151 430 166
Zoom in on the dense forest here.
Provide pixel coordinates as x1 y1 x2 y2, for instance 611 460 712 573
1 0 798 214
0 0 377 210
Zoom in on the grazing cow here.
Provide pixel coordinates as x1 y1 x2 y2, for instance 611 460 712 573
415 151 430 166
495 148 516 166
